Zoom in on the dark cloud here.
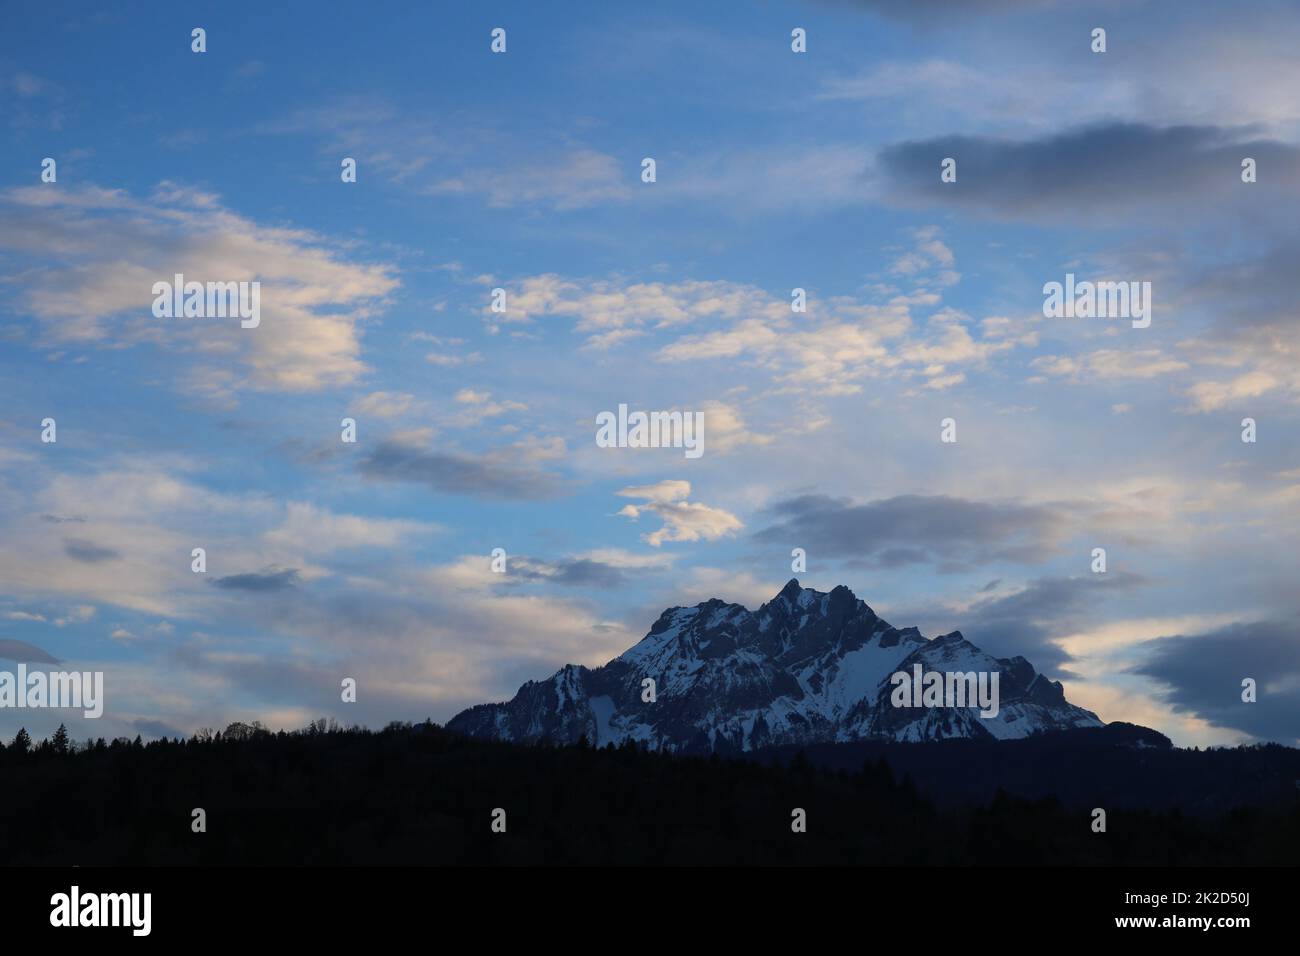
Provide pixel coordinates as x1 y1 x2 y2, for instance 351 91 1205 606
1186 238 1300 334
874 546 933 568
279 437 346 466
169 642 335 700
0 639 61 664
212 568 300 592
1152 234 1300 401
877 123 1300 221
954 573 1146 673
753 493 1066 570
508 557 628 589
553 559 627 587
62 538 120 563
41 514 85 524
359 441 568 501
1132 619 1300 745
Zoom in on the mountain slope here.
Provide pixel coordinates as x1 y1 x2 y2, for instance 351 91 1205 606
447 579 1102 752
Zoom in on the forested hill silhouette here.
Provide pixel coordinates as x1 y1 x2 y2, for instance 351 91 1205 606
0 719 1296 865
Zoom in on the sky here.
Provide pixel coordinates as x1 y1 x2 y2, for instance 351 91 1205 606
1 0 1298 748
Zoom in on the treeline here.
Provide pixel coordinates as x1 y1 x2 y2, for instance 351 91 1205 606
1 720 1296 865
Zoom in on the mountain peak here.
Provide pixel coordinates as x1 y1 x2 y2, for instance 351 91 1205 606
778 577 804 600
448 582 1105 752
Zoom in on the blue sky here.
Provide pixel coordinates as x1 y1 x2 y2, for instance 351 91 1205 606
2 0 1298 747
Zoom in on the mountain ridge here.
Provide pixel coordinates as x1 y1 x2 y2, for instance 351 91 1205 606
447 579 1104 752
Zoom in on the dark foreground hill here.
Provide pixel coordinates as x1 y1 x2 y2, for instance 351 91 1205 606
760 722 1300 815
1 720 1296 865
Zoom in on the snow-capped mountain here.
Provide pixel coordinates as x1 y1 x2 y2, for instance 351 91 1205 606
447 579 1103 752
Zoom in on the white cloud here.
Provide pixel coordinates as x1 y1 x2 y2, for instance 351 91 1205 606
1032 349 1190 382
615 481 743 547
426 148 630 210
354 391 416 419
484 274 789 347
448 389 527 425
662 294 1015 395
0 183 399 395
699 400 775 454
4 611 46 622
262 503 440 558
1186 370 1280 412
